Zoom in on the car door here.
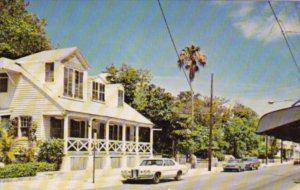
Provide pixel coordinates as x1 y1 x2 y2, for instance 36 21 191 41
163 159 177 178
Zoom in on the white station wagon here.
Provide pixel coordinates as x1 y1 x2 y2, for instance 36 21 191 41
121 158 189 184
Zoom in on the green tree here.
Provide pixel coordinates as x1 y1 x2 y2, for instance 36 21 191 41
134 84 175 155
105 64 151 106
0 0 51 59
223 104 261 158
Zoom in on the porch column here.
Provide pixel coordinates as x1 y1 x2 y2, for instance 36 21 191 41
63 115 69 155
122 123 126 154
121 123 127 168
105 120 110 154
88 119 93 155
135 125 139 155
17 116 21 138
150 127 153 155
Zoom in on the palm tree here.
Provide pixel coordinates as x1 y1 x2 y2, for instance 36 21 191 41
177 44 207 126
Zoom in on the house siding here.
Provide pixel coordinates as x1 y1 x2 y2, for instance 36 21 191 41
10 76 62 140
0 71 20 109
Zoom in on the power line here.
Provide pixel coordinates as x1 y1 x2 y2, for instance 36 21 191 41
268 0 300 78
157 0 193 92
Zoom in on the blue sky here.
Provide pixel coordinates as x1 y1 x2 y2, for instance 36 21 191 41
27 0 300 116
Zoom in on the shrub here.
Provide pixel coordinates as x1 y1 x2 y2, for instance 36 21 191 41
0 127 15 164
30 162 56 172
0 162 56 179
37 139 64 170
17 146 36 163
0 163 36 178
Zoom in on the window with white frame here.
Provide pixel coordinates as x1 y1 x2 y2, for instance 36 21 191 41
0 73 8 92
92 81 105 102
70 119 86 138
63 67 83 99
74 70 83 99
118 90 124 106
45 62 54 82
20 116 32 137
109 124 122 141
126 126 135 141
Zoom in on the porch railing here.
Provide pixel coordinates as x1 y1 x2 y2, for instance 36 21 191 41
66 137 151 155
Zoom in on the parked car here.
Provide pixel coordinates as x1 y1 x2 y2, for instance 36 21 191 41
294 158 300 165
242 157 260 170
121 158 189 184
223 159 246 172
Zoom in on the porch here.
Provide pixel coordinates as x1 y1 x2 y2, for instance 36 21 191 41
66 137 151 155
44 114 153 156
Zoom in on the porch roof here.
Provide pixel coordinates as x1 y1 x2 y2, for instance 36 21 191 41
61 99 153 126
0 58 22 72
256 105 300 143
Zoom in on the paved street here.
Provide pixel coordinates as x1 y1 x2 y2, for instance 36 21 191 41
99 163 300 190
1 162 300 190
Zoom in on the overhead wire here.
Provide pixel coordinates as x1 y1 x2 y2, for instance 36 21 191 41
268 0 300 79
157 0 193 92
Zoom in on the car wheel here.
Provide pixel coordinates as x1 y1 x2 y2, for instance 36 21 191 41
153 173 161 184
175 171 182 181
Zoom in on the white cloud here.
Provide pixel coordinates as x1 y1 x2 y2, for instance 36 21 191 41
225 2 300 43
230 3 254 18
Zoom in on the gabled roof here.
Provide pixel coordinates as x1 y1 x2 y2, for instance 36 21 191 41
0 58 22 72
89 73 110 84
15 47 89 69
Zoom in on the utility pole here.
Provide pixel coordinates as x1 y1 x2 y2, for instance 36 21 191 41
266 136 268 165
208 73 213 171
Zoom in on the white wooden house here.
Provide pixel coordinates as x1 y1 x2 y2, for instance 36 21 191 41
0 47 153 170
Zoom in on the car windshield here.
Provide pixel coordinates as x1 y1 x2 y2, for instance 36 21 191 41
228 160 240 163
140 160 163 166
242 158 251 161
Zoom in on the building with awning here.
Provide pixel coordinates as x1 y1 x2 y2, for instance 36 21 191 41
256 105 300 159
256 105 300 143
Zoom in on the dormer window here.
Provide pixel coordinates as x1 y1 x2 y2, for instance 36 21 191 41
45 62 54 82
92 81 105 102
118 90 124 107
0 73 8 93
63 67 83 99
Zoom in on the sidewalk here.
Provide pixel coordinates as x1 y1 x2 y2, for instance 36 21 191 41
0 161 298 190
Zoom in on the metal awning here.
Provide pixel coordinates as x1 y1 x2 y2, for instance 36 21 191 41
256 105 300 143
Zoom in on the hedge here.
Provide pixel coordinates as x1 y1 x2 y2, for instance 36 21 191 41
0 162 56 179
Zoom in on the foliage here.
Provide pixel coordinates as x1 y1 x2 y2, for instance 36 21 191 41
30 162 57 172
17 146 36 163
8 118 18 137
104 65 266 158
0 126 15 164
223 105 261 158
105 64 151 106
0 162 56 179
0 0 51 59
28 121 37 142
177 44 207 82
213 151 225 161
37 139 64 169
